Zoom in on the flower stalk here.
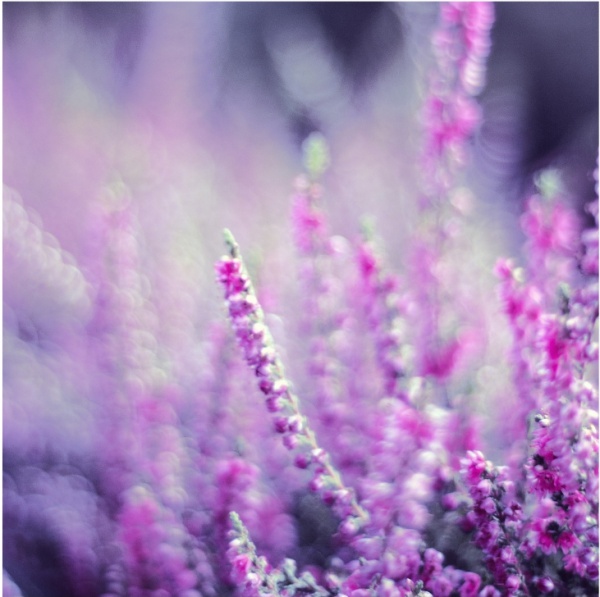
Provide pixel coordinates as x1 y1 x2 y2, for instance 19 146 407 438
216 229 369 531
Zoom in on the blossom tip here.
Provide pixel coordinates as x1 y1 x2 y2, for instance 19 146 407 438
223 228 239 257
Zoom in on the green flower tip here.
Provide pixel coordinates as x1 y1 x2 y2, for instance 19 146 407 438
229 511 243 532
535 168 564 201
302 132 330 180
359 215 377 241
223 228 239 258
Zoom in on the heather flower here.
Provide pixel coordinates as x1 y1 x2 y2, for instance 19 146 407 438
117 483 211 597
4 4 598 597
354 224 412 402
227 512 281 596
494 259 546 452
290 136 376 487
290 174 355 470
422 2 494 196
521 268 598 571
520 171 580 304
460 451 527 596
228 513 331 597
458 572 481 597
291 175 330 261
410 3 494 388
358 397 448 552
493 187 598 593
215 229 368 529
496 174 596 451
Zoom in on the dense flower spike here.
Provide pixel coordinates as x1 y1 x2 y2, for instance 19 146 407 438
216 229 369 530
495 181 599 593
521 270 599 585
520 172 580 305
494 258 545 448
117 484 208 597
461 451 528 596
84 193 214 597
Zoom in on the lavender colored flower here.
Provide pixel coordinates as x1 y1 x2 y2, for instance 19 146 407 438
227 512 281 597
3 4 597 597
423 2 494 190
290 165 365 484
460 451 528 596
354 225 412 402
216 229 368 530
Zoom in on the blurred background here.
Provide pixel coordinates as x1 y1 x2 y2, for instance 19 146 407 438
4 2 599 259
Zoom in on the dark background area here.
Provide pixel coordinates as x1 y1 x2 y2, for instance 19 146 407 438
4 2 598 206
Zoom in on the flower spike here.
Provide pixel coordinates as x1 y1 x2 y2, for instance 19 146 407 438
228 512 281 596
216 230 369 530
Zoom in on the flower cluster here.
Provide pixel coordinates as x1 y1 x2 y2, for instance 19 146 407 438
422 1 494 197
212 124 596 597
3 4 598 597
215 230 368 531
461 451 527 596
355 226 412 402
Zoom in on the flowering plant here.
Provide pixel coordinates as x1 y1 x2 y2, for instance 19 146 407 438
3 3 598 597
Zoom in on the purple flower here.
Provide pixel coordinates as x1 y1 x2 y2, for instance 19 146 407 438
4 4 598 597
458 572 481 597
216 230 368 529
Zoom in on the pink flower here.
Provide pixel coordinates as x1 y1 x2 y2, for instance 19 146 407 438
564 553 586 576
462 450 487 484
458 572 481 597
531 469 562 495
556 529 581 552
231 554 252 582
216 230 368 530
535 577 555 594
